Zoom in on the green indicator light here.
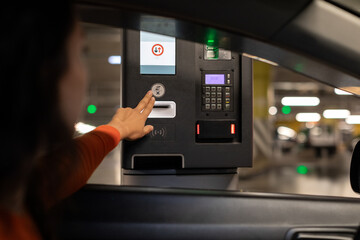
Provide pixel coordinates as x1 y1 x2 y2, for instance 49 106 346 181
297 165 308 175
205 28 217 46
282 106 291 114
87 104 97 114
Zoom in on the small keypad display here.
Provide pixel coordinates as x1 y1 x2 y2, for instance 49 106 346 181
202 72 233 112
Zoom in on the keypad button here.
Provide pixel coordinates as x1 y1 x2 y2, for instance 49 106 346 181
205 98 210 104
211 98 216 103
211 87 216 92
206 86 210 92
225 98 230 104
205 92 210 97
211 104 216 110
225 104 231 110
217 98 222 103
225 87 230 92
217 87 222 92
205 104 210 110
217 92 222 97
211 92 216 97
227 73 231 78
217 104 222 110
225 92 230 97
226 79 231 84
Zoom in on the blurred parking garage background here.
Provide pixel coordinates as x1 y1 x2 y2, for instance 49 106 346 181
78 22 360 198
240 61 360 198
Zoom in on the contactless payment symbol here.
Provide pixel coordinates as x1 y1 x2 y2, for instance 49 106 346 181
151 127 167 138
152 44 164 56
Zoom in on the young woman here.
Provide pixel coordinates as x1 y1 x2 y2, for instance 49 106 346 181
0 2 154 239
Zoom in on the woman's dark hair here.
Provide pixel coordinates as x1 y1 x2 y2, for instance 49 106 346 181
1 1 78 238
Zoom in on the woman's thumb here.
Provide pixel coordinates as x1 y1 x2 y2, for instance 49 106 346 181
143 125 154 135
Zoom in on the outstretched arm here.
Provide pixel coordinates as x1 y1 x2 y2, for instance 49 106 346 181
45 91 155 208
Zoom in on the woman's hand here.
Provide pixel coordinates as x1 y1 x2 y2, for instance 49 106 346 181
107 90 155 141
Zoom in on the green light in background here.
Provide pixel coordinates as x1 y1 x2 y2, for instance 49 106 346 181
297 165 308 175
207 39 214 43
294 63 304 73
87 104 97 114
282 106 291 114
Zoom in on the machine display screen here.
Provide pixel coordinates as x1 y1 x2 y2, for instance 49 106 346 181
140 31 176 75
205 74 225 85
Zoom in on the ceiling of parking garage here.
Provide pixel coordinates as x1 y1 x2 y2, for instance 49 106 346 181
271 66 360 121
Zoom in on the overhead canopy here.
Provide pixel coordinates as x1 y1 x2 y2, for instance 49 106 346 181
77 0 360 94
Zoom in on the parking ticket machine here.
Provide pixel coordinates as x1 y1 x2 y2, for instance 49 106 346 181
122 29 253 189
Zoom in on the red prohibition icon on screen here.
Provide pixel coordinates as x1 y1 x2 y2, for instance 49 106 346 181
152 44 164 56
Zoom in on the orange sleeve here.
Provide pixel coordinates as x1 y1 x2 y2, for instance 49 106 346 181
72 124 121 181
45 125 121 208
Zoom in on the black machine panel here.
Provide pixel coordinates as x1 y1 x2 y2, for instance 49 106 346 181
122 29 252 170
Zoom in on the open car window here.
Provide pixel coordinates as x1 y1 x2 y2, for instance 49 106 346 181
77 21 360 198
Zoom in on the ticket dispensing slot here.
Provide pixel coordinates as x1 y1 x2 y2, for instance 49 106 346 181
131 154 184 170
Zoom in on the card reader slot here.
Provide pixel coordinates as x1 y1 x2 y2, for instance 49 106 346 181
148 101 176 118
